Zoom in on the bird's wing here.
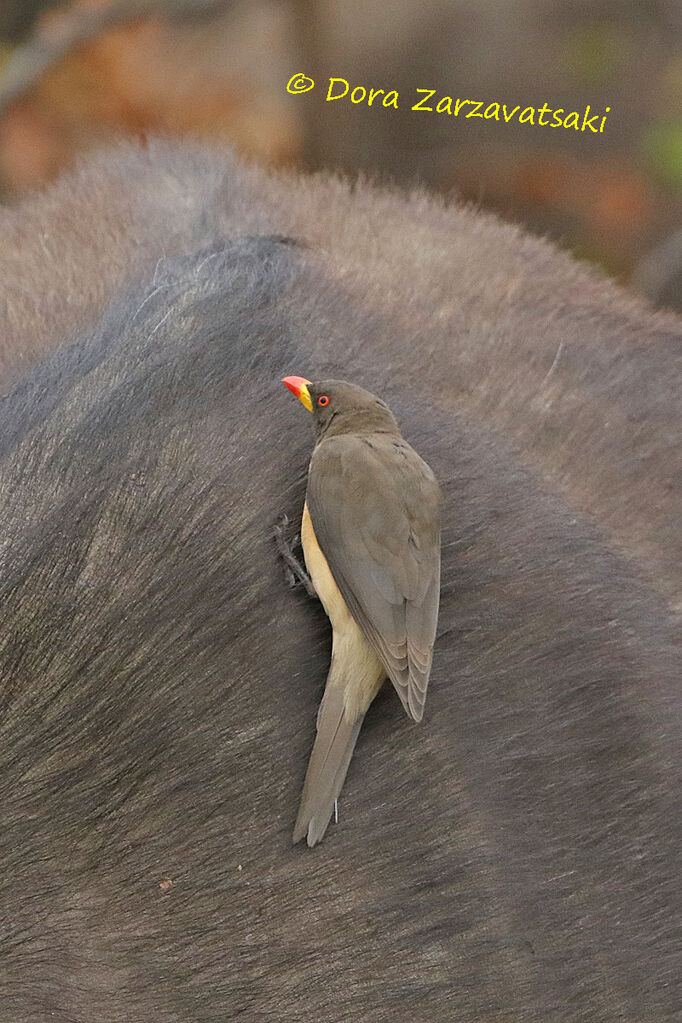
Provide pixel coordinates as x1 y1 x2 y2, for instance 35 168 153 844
306 434 441 721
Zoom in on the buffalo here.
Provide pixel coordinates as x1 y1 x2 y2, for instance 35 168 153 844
0 142 679 1021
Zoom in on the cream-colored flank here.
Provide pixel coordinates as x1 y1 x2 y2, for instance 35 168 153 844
301 502 385 721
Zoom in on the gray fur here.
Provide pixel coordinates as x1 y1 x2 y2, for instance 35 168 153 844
0 139 679 611
0 143 679 1020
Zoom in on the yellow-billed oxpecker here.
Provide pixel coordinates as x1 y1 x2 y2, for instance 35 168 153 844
281 376 442 846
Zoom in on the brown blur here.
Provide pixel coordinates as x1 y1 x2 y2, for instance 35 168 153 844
0 0 680 306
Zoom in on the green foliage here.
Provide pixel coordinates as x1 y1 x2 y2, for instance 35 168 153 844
643 122 682 192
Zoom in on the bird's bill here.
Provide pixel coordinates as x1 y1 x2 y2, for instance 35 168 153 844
282 376 313 412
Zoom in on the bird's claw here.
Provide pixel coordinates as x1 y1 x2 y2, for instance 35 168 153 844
274 514 317 598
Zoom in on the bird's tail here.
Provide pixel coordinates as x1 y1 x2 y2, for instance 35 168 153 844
293 678 364 847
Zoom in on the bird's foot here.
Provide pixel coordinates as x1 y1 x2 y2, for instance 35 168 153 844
274 514 317 598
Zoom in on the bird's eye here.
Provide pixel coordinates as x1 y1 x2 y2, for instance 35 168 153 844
318 395 330 407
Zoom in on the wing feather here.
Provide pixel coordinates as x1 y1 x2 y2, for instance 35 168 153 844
306 434 441 722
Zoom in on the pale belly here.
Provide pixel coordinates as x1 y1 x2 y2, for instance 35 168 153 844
301 502 385 719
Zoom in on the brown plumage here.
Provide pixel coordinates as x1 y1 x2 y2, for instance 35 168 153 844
282 378 441 846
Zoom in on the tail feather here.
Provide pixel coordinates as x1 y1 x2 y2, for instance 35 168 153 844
293 681 364 847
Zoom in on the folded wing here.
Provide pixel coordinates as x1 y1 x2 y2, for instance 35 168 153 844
306 434 441 721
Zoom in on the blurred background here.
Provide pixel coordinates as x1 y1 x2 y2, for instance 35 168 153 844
0 0 680 309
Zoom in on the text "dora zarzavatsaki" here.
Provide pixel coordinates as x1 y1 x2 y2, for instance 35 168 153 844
286 75 611 133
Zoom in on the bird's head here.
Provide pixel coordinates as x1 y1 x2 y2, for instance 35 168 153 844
282 377 399 439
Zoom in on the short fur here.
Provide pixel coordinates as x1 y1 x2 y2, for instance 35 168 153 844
0 139 679 610
0 147 679 1021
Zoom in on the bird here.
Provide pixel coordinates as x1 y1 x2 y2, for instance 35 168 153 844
281 376 441 847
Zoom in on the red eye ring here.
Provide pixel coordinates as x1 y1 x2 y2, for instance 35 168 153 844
318 395 329 407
